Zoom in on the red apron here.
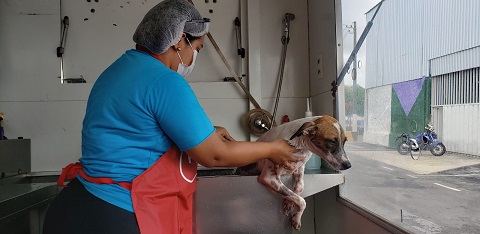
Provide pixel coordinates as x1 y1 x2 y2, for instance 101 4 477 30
58 147 198 234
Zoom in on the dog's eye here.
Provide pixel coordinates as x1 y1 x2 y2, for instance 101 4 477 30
327 139 338 146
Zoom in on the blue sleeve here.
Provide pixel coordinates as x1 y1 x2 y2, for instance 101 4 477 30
147 72 215 151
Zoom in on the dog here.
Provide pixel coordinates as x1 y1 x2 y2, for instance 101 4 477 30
236 115 351 230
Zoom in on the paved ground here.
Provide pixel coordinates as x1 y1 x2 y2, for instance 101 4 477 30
345 142 480 174
342 141 480 234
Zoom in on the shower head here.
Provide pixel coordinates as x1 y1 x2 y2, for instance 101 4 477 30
284 13 295 22
282 13 295 45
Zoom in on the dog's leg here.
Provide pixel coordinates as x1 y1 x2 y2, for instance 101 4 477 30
283 163 306 215
293 163 306 194
258 165 306 230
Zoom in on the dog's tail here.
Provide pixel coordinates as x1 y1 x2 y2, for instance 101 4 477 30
235 162 262 176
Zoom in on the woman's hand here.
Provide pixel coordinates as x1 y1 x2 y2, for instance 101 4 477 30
186 130 299 169
268 139 298 170
214 126 235 142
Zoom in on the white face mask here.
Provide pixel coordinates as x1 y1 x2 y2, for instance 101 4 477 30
176 38 198 77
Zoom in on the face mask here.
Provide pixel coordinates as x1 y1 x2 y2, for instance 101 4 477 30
176 38 198 77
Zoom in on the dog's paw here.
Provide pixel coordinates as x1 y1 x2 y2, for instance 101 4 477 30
291 215 302 231
283 199 295 215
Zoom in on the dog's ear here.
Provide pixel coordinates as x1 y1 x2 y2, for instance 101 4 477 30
290 121 317 140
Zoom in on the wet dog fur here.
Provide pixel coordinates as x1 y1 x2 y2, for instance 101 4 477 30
236 115 351 230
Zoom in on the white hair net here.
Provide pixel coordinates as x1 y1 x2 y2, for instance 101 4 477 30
133 0 210 54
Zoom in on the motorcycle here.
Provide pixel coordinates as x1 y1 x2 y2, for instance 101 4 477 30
397 125 446 157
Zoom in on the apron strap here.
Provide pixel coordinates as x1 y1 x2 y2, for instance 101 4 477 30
57 162 82 187
57 162 132 191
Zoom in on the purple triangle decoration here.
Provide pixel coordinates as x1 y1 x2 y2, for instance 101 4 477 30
393 77 425 116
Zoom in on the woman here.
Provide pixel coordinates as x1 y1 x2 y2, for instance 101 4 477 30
43 0 297 233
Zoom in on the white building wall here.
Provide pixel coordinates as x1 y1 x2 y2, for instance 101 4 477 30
366 0 480 88
363 85 392 146
430 46 480 77
425 0 480 156
424 0 480 66
365 0 425 89
365 0 480 155
431 67 480 155
441 104 480 155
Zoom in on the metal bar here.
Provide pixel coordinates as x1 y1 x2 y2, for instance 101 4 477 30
433 76 435 106
205 32 261 109
460 71 463 104
443 75 446 105
475 68 480 103
469 69 472 103
456 72 459 104
336 0 384 86
60 57 65 84
188 0 261 109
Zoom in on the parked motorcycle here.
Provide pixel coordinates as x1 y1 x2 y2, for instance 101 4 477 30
397 124 446 159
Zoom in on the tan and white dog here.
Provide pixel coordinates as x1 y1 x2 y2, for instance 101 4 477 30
236 115 351 230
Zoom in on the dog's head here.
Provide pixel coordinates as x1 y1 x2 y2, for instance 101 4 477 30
290 115 351 171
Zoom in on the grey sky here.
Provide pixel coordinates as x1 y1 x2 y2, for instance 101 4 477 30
341 0 381 87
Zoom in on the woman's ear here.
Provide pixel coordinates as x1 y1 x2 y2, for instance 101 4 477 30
173 44 182 51
173 33 187 51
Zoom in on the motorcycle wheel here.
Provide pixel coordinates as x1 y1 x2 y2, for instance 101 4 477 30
409 140 421 160
430 143 446 156
397 142 411 155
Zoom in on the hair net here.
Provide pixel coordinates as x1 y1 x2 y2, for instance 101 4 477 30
133 0 210 54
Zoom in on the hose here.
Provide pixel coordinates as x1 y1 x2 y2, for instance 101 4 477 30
271 43 288 128
271 13 295 128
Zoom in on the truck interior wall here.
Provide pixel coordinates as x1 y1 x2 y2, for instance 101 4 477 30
308 0 344 120
0 0 321 171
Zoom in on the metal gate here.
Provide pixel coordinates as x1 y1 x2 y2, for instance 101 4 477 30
431 67 480 155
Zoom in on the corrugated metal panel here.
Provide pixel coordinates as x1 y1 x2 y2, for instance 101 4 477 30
430 46 480 76
431 106 443 141
366 0 480 89
366 0 425 89
440 104 480 155
431 68 479 155
431 67 480 106
424 0 480 61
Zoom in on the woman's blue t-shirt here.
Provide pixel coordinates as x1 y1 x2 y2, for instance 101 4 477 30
79 49 214 212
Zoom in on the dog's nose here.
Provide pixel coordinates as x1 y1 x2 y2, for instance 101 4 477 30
341 160 351 170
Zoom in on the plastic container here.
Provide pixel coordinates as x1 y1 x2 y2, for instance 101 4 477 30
304 98 321 172
305 154 321 172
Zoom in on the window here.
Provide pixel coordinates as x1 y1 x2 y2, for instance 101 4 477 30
340 0 480 233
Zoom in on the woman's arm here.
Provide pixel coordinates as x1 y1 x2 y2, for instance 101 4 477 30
186 131 298 169
214 126 235 142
